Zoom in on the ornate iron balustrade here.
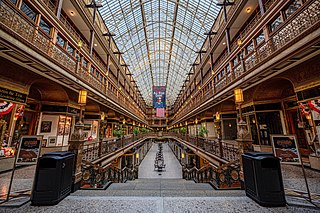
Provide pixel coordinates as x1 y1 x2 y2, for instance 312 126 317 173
174 0 320 121
0 0 145 120
81 162 138 189
182 160 241 189
170 133 239 162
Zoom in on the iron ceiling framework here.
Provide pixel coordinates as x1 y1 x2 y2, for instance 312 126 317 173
99 0 220 107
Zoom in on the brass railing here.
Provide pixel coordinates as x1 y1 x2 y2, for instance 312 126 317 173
174 0 320 120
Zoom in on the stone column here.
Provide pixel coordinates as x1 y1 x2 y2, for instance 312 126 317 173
69 122 86 192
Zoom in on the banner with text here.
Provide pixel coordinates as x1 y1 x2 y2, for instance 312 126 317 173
153 86 166 108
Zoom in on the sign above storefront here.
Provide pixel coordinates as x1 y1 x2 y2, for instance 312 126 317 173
0 86 27 104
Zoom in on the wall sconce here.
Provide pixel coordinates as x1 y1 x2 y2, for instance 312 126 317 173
215 112 221 121
100 112 105 121
77 40 83 49
234 88 244 104
133 121 135 126
306 113 312 120
237 39 242 48
181 153 185 159
246 7 251 13
123 119 126 125
195 118 198 125
185 121 188 126
136 153 139 159
78 90 87 105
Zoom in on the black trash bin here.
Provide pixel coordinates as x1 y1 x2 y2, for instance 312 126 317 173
242 152 285 207
31 151 75 206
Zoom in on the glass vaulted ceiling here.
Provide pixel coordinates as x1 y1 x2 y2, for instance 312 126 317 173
99 0 220 106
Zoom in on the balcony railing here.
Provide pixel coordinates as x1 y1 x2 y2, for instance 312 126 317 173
0 0 145 121
174 0 320 120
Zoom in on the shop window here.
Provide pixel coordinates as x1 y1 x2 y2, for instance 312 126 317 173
21 1 37 22
226 64 230 73
233 57 238 66
67 44 74 55
270 15 283 32
82 59 88 72
56 34 65 47
39 17 51 35
285 0 302 18
246 42 254 53
255 31 265 45
221 69 225 77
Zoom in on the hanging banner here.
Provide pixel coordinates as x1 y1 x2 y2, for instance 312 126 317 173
16 135 43 165
153 86 166 108
156 108 165 117
0 102 15 115
271 135 301 164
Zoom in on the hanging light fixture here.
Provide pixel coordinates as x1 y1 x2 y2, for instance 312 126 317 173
78 90 87 105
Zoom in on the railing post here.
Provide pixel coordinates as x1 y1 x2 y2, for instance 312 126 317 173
69 122 86 192
218 138 223 158
98 139 102 157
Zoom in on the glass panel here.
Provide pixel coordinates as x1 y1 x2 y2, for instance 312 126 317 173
67 44 74 55
56 34 65 47
246 42 254 53
10 0 17 5
21 1 37 22
256 32 264 45
39 18 51 34
233 57 238 66
90 66 94 74
285 0 302 18
99 0 221 106
270 15 283 32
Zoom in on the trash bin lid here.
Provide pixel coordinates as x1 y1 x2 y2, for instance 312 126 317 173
243 152 274 157
43 151 74 157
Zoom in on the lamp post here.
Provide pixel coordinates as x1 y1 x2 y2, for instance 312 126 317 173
234 88 252 187
195 118 199 147
68 90 87 191
215 112 223 158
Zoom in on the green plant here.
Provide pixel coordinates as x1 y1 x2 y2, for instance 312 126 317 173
140 127 150 133
133 127 139 136
180 127 187 135
198 126 209 137
113 126 124 138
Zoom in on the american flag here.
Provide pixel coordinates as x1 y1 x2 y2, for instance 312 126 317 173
156 108 165 117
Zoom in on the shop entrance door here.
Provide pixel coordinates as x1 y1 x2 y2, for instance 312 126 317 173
287 110 307 148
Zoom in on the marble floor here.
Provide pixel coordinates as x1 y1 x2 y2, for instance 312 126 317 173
0 142 319 212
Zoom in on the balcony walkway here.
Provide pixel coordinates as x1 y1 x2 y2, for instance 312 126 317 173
138 142 182 179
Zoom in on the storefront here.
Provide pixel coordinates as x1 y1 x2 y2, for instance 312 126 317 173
0 85 28 157
36 103 79 153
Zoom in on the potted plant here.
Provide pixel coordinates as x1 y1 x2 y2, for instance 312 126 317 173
198 126 209 138
133 127 139 136
113 126 124 138
180 127 187 135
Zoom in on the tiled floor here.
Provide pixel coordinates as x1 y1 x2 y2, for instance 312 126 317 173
0 142 319 212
